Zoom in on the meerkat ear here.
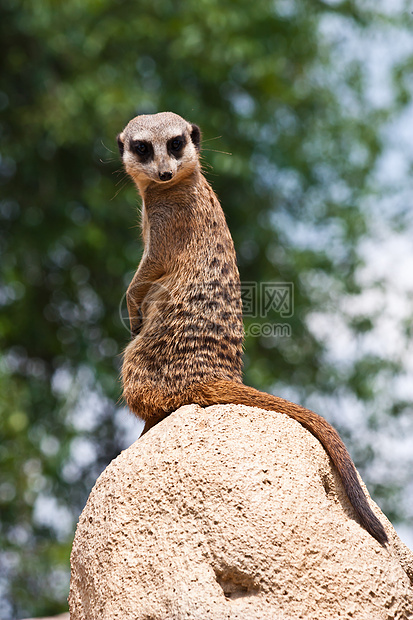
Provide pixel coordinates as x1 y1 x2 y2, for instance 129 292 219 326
117 133 125 157
190 124 201 151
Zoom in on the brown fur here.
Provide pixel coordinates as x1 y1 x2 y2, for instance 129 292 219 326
117 112 388 546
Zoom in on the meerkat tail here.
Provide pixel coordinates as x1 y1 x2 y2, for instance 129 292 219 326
190 379 388 546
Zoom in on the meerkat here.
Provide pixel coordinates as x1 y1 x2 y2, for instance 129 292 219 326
117 111 388 546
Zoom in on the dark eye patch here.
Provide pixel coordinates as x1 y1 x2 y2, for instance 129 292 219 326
130 139 153 162
167 135 186 158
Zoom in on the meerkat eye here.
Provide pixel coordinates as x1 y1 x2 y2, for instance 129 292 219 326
135 142 149 155
130 140 153 161
168 135 186 158
171 138 183 151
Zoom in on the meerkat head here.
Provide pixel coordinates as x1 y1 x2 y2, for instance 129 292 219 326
117 112 201 194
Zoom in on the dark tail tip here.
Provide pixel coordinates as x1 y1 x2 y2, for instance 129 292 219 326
361 507 388 546
349 485 388 545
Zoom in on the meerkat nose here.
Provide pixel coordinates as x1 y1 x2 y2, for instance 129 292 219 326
159 171 173 181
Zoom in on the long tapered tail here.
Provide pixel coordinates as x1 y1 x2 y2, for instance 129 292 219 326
190 379 388 546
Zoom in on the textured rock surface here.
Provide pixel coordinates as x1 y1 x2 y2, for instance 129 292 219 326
69 404 413 619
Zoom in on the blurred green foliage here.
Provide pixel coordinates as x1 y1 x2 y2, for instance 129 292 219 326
1 0 412 616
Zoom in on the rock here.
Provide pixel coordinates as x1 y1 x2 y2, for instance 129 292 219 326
69 404 413 619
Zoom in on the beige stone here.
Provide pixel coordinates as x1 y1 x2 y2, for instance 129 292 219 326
69 404 413 619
